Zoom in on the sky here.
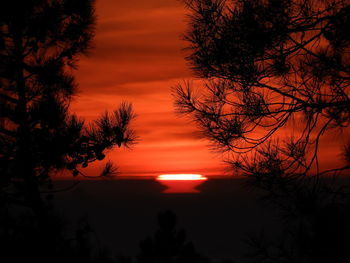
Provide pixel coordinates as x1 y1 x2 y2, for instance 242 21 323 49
70 0 226 177
67 0 349 179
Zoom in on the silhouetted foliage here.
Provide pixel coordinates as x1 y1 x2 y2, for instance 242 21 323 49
175 0 350 262
137 211 209 263
0 205 119 263
0 0 136 261
175 0 350 176
0 0 136 215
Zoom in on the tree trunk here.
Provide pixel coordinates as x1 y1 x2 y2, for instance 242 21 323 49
13 26 46 223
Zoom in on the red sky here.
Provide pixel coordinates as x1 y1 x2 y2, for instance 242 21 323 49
70 0 226 177
68 0 348 179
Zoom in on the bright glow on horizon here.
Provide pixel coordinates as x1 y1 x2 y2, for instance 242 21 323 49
157 174 208 181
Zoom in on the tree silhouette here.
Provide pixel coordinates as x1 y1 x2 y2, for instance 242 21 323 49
174 0 350 262
0 0 136 261
137 211 209 263
174 0 350 176
0 0 136 211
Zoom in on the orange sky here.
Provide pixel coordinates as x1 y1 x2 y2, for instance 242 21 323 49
70 0 226 177
67 0 349 179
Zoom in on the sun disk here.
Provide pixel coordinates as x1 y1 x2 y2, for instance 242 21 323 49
157 174 207 181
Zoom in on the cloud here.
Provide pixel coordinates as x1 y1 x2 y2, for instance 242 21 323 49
71 0 225 177
75 1 192 90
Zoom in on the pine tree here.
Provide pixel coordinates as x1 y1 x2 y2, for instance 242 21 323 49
175 1 350 262
0 0 135 216
175 0 350 176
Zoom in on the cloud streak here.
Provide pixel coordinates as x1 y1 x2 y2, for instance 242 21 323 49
71 0 225 177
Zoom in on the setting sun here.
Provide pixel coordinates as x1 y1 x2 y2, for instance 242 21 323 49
157 174 208 181
156 174 208 193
